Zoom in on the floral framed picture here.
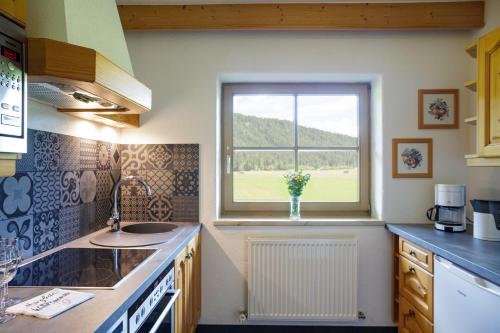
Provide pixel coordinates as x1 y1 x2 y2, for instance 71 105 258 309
392 138 433 178
418 89 459 129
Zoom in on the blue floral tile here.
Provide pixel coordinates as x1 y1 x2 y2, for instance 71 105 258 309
59 205 80 244
173 170 199 197
146 144 173 170
32 171 61 213
96 170 113 201
173 144 199 171
60 171 80 207
0 173 33 219
60 134 80 171
172 196 199 222
147 195 173 222
110 143 121 170
96 199 111 231
16 129 35 172
97 141 111 170
121 144 148 170
33 130 60 171
0 215 33 259
121 196 147 222
80 139 97 170
33 210 59 255
79 170 96 204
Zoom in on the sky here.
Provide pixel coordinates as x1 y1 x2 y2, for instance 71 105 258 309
233 94 358 137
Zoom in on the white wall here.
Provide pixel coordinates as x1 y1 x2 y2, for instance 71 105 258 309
123 29 472 325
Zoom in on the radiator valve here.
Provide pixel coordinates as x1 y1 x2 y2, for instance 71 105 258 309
239 311 248 322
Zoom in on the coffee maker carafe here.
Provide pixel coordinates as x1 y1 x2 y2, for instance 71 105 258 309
426 184 466 232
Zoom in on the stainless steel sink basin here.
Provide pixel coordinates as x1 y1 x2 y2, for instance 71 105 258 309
121 223 178 234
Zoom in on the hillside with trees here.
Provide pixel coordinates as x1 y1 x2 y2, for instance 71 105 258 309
233 113 358 171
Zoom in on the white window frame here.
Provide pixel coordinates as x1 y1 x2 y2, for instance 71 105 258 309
221 83 370 217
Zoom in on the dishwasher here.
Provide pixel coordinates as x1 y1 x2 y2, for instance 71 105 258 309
435 256 500 333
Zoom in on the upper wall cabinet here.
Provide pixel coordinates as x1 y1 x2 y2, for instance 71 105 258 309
466 27 500 167
0 0 25 27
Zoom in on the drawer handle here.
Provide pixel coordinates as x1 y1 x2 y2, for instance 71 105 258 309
404 309 416 318
409 266 416 273
409 250 416 256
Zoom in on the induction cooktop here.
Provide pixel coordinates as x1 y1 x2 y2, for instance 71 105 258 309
10 248 158 289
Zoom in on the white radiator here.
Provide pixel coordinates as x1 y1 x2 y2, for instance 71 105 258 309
247 238 358 321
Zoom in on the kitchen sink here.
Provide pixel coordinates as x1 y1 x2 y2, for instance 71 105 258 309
89 222 181 247
121 223 178 234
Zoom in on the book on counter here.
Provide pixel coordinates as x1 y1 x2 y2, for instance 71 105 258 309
7 288 95 319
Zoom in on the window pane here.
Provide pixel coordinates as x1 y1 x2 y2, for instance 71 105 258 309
233 150 294 202
298 150 359 202
233 95 294 147
298 95 358 147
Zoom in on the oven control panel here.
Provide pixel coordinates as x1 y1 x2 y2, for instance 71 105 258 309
128 263 174 333
0 33 23 138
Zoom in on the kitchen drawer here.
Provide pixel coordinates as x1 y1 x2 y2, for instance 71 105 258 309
399 296 433 333
399 256 434 321
399 237 433 273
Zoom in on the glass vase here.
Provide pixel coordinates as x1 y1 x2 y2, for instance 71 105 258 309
289 195 301 220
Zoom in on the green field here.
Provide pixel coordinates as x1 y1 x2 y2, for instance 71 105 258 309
233 169 358 202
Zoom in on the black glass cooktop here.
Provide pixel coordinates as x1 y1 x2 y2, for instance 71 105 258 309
10 248 157 289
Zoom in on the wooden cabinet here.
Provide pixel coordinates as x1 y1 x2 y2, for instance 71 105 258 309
465 27 500 166
399 297 434 333
0 0 26 27
393 236 434 333
175 233 201 333
399 256 434 320
399 238 433 273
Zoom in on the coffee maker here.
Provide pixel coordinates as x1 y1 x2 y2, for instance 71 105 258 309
426 184 466 232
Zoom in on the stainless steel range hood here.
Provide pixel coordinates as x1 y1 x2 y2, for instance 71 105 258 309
26 0 151 127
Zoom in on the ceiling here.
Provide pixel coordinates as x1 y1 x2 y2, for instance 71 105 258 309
116 0 473 4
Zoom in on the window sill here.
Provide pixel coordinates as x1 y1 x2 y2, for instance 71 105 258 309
213 217 385 227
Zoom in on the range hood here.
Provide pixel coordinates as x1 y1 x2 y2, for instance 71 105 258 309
26 0 150 128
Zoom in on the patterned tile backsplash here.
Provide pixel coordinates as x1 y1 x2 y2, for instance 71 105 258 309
0 129 199 260
120 144 199 223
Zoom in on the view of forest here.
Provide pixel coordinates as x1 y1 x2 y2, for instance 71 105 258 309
233 113 358 171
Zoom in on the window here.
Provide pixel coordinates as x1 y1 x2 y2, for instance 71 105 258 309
221 83 370 216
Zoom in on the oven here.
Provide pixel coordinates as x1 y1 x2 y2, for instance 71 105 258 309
128 262 180 333
0 14 27 154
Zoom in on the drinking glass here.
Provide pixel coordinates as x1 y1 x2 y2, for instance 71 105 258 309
0 246 16 323
0 238 21 306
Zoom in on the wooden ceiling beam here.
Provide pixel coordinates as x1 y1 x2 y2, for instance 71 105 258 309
118 1 484 31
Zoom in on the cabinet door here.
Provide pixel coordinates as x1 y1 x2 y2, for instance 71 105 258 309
0 0 26 27
175 248 187 333
399 256 434 321
399 296 433 333
478 27 500 155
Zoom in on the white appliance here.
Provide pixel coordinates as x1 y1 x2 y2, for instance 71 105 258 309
426 184 466 232
470 199 500 241
435 256 500 333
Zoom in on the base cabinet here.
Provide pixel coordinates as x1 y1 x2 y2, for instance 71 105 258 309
175 233 201 333
393 236 434 333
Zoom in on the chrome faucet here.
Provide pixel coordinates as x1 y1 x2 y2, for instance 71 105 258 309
108 175 153 232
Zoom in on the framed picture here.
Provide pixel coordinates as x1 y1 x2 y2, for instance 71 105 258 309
392 138 433 178
418 89 459 129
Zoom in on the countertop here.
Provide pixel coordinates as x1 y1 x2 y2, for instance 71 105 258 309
386 223 500 286
2 222 201 333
